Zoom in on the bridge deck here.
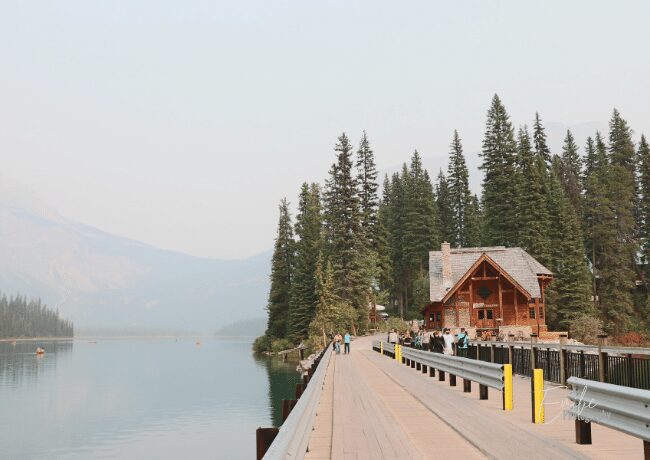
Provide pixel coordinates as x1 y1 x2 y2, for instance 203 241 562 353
305 335 645 460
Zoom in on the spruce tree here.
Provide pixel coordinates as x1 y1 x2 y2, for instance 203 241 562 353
447 130 473 247
516 126 551 267
435 170 454 245
533 112 552 167
356 131 380 248
544 170 592 328
479 94 520 246
266 198 294 338
638 135 650 280
463 194 482 247
323 133 372 316
598 111 638 333
559 130 583 213
288 183 321 342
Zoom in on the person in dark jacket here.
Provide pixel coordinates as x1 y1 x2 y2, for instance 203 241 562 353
432 331 445 353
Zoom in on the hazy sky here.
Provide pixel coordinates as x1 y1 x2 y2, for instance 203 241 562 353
1 1 648 259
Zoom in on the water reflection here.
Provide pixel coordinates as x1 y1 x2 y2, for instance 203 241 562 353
0 338 305 459
254 354 303 426
0 340 73 388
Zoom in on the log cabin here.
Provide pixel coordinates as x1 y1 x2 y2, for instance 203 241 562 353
422 242 553 338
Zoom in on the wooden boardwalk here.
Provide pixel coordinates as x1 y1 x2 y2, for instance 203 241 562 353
305 335 646 460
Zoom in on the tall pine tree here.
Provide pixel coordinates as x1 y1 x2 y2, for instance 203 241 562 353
559 130 583 214
435 170 454 245
266 198 294 338
446 130 474 247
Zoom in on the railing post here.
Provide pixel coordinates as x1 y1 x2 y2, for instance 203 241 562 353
559 334 567 385
626 353 634 387
463 379 471 392
532 369 544 424
429 366 436 378
449 374 457 386
575 419 592 445
530 333 538 423
256 427 279 460
295 383 306 399
479 384 488 400
476 343 480 360
422 364 428 374
503 364 513 411
597 334 608 383
490 344 496 363
508 334 515 365
579 350 586 378
438 370 446 381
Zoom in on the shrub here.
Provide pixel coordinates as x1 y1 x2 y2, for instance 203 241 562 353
612 332 647 347
252 334 272 353
383 317 409 335
270 338 294 353
568 314 604 344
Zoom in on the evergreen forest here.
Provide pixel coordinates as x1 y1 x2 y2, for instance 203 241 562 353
256 95 650 351
0 293 74 338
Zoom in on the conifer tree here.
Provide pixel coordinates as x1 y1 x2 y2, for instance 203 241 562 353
480 94 520 246
545 171 592 328
533 112 552 167
435 170 454 245
446 130 473 247
356 131 379 248
323 133 372 315
558 130 583 213
598 110 638 333
516 126 551 267
288 183 321 342
638 135 650 280
463 194 482 247
266 198 294 338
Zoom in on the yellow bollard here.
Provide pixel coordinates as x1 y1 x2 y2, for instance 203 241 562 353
394 344 399 361
503 364 513 411
380 342 384 355
533 369 544 423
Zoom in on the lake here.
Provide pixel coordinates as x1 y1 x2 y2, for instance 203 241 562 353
0 338 302 459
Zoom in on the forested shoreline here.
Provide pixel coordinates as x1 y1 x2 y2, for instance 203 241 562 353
0 294 74 339
256 94 649 353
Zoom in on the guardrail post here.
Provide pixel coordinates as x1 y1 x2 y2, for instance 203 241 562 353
295 383 306 399
411 359 416 369
476 343 480 360
559 334 567 385
380 342 383 355
490 344 496 363
439 369 446 381
282 399 296 422
429 366 436 378
508 334 514 365
532 369 544 424
597 334 608 383
479 384 488 400
643 440 649 459
256 427 279 460
449 374 457 386
422 364 428 374
463 379 471 392
575 419 592 445
416 361 421 371
503 364 513 411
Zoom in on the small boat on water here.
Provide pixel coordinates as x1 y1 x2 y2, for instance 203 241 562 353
195 340 202 346
35 347 45 355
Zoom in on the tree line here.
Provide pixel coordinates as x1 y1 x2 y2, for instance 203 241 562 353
0 293 74 338
257 94 649 351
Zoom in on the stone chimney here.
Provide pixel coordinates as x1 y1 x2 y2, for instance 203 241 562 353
441 242 452 291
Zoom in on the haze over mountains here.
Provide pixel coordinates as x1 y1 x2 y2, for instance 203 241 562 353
0 178 270 333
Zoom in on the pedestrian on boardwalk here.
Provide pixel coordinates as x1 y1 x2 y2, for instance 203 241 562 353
432 331 444 353
456 328 469 358
422 328 431 351
343 332 351 354
334 333 342 354
442 328 454 355
388 329 398 344
403 330 412 347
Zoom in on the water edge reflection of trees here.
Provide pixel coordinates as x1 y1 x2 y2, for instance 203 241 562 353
0 341 73 388
253 354 303 427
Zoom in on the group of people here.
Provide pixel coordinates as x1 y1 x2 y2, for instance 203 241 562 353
331 332 351 355
387 327 469 357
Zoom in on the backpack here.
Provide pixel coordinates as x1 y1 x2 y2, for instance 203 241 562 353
458 333 468 348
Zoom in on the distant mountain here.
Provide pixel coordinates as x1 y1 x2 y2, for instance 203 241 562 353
0 178 271 332
214 317 267 337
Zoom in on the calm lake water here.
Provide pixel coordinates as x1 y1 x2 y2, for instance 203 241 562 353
0 338 302 459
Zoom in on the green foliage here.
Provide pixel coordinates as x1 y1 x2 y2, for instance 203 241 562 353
558 129 583 213
0 293 73 338
479 94 520 246
568 313 604 345
382 317 409 335
435 170 454 245
447 130 477 248
266 199 294 338
252 334 272 353
270 338 294 354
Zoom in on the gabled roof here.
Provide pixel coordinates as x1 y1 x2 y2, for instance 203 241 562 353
429 246 552 302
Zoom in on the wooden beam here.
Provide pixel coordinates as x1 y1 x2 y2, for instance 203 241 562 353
498 274 503 323
471 276 499 281
514 291 518 325
469 278 474 328
534 298 540 335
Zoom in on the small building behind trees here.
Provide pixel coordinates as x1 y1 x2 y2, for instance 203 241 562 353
422 242 553 338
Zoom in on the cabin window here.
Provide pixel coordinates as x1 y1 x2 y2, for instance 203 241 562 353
486 309 494 320
478 286 491 300
436 312 441 322
529 307 536 319
539 308 544 318
478 310 484 320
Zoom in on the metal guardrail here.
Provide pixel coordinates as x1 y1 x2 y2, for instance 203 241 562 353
566 377 650 443
263 346 333 460
373 340 395 355
471 340 650 356
401 346 504 390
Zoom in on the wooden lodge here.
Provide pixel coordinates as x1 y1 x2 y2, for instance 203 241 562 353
422 242 553 338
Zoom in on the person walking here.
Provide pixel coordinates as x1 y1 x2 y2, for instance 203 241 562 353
334 333 342 354
422 328 430 351
456 328 469 358
432 331 444 353
388 329 398 344
343 332 351 354
442 329 454 355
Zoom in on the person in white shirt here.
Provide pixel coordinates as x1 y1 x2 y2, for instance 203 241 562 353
442 329 454 355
